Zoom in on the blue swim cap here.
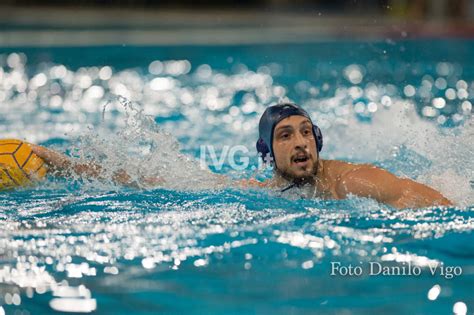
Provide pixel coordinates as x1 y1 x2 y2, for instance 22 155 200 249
256 103 323 162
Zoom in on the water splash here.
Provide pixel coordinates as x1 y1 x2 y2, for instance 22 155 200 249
0 50 473 314
1 52 472 203
68 96 225 191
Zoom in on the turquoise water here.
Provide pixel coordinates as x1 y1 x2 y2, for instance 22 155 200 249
0 40 473 314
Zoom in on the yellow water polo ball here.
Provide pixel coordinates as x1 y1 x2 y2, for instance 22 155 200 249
0 139 48 190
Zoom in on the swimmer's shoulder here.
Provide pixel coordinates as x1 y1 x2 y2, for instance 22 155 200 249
321 159 359 177
321 159 379 183
319 160 375 198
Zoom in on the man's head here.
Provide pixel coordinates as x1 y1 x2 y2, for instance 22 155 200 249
256 103 323 181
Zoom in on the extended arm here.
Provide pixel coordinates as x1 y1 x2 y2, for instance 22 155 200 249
335 164 453 209
30 144 266 190
29 144 163 188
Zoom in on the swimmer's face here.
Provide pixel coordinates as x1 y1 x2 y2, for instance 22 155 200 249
272 115 318 181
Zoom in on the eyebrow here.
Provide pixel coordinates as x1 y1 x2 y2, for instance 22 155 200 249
275 120 312 133
275 125 293 133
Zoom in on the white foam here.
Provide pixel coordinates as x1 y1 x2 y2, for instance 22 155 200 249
321 97 473 207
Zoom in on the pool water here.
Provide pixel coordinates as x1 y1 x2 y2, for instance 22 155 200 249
0 40 473 314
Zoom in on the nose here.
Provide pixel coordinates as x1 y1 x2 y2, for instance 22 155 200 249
293 131 307 150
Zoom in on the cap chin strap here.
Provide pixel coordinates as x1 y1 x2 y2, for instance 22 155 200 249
280 182 297 192
279 153 320 193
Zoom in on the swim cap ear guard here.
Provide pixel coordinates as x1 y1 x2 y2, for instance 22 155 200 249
256 137 271 160
256 103 323 164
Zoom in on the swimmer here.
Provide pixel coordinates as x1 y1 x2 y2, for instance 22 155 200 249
30 102 453 209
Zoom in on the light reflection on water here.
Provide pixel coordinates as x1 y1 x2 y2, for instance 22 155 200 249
0 45 473 314
1 51 472 143
1 189 473 313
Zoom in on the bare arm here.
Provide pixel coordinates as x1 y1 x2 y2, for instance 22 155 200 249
237 178 267 188
29 144 162 188
30 144 267 189
335 164 453 209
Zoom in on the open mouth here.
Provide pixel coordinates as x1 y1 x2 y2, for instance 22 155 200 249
292 153 310 166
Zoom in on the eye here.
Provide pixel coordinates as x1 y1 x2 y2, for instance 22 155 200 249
281 133 289 139
303 129 311 135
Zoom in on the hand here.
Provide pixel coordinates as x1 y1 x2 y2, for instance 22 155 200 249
30 144 102 178
29 144 72 170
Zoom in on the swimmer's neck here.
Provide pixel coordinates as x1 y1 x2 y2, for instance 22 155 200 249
271 159 328 192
